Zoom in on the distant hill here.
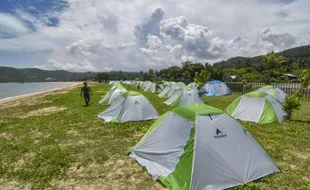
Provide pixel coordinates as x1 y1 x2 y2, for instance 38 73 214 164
0 67 97 82
213 45 310 69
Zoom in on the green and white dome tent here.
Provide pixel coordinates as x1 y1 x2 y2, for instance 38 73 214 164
98 91 159 123
158 84 164 91
167 83 179 98
139 81 145 89
258 85 287 103
158 86 171 98
128 104 279 190
103 82 123 96
164 87 204 106
144 81 152 91
187 82 198 91
99 86 127 105
176 82 186 87
150 83 156 93
226 91 286 124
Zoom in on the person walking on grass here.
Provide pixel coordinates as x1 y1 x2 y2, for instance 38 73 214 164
80 82 92 106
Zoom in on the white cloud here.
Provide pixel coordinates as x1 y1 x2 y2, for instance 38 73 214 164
0 13 29 37
0 0 310 72
134 8 164 44
37 59 98 72
260 26 297 49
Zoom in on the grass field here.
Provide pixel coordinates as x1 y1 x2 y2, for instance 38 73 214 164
0 83 309 190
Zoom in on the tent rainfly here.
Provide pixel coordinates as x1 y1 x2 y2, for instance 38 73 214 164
167 84 179 98
98 91 159 123
258 85 287 103
158 86 170 98
226 91 286 124
164 87 204 106
202 80 231 96
128 104 280 190
99 87 127 105
150 83 156 93
144 82 152 91
187 82 199 91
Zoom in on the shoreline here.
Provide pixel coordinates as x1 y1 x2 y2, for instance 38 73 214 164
0 83 80 105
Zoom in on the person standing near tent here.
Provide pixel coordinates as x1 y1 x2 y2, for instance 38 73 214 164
80 82 92 106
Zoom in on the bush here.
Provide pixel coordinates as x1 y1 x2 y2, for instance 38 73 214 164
282 93 301 120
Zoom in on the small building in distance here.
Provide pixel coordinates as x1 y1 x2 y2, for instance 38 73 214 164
224 75 237 82
45 77 56 81
283 73 299 81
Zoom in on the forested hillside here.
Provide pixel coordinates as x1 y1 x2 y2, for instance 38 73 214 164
0 67 96 82
94 45 310 83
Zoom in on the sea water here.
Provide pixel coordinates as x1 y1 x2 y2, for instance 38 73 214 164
0 82 78 100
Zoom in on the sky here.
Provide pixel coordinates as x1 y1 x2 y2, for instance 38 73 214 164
0 0 309 72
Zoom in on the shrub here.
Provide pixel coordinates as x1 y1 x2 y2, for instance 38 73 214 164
282 92 301 120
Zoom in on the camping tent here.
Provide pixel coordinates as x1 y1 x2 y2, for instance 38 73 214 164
150 83 156 93
144 82 152 91
164 87 204 106
129 104 279 190
158 86 170 98
187 82 198 91
99 86 127 105
167 84 179 98
258 85 286 103
104 82 124 96
226 91 286 124
98 91 159 123
202 80 231 96
176 82 186 88
158 84 164 92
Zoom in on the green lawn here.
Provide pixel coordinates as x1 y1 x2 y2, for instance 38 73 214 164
0 83 309 190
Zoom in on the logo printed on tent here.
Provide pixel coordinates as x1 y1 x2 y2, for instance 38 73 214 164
216 128 222 135
214 128 227 139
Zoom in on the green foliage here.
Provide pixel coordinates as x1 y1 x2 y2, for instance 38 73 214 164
92 49 307 83
263 51 288 84
283 69 310 120
300 69 310 88
194 68 209 88
283 93 301 120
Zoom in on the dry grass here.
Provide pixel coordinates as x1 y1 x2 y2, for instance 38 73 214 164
18 106 67 118
49 156 166 190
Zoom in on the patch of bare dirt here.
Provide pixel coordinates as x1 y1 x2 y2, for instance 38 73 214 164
302 176 310 182
50 156 167 190
14 152 36 171
0 132 12 140
67 129 80 136
286 150 310 160
0 179 30 190
0 118 9 124
19 106 67 118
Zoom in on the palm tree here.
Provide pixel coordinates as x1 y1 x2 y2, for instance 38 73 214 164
263 51 287 84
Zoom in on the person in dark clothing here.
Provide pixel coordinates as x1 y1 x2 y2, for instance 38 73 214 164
80 82 92 106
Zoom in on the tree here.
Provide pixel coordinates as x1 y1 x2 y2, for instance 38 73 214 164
263 52 287 84
283 69 310 120
182 70 191 83
194 68 209 88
